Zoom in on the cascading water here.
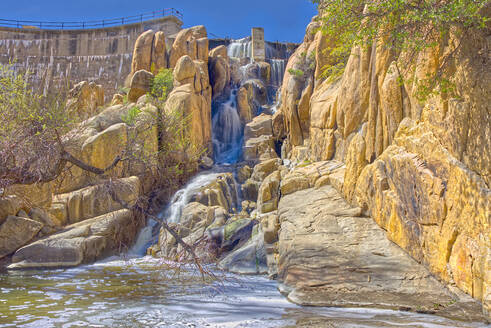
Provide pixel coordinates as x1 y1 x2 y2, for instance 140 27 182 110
165 172 222 224
132 90 243 251
133 34 290 251
227 37 252 59
130 171 222 255
212 89 243 164
270 88 282 114
128 218 158 255
269 59 286 87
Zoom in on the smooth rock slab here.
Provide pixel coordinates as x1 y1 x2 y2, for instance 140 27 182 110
219 229 267 275
0 216 43 259
276 185 485 321
8 209 138 269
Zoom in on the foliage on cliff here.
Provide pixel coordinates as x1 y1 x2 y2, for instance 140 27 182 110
0 63 199 194
0 64 72 190
151 68 174 102
312 0 489 98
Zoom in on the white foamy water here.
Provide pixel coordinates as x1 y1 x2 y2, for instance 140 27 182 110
165 172 222 224
0 257 485 328
212 89 243 164
269 59 286 87
227 37 252 59
128 219 159 256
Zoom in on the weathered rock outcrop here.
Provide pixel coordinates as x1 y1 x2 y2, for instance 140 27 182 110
0 216 43 259
128 69 154 102
66 81 104 119
52 176 140 225
275 15 491 316
218 224 267 274
169 25 208 68
131 30 168 77
8 209 140 269
276 19 319 147
242 114 278 163
274 184 484 321
165 54 212 151
0 98 159 265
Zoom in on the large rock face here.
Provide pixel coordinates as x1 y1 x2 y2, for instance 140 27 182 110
355 119 491 310
53 177 141 225
165 54 212 151
9 209 140 269
66 81 104 119
131 30 168 77
169 26 208 68
276 19 319 148
128 69 154 102
274 184 485 321
0 216 43 259
242 114 278 163
276 14 491 315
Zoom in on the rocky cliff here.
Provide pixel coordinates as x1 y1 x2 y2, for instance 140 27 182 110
273 12 490 317
0 24 214 269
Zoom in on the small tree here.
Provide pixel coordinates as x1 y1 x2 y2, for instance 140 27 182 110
151 68 174 102
0 62 213 277
312 0 488 98
0 63 74 189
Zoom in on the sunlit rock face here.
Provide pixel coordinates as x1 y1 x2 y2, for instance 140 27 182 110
275 15 491 315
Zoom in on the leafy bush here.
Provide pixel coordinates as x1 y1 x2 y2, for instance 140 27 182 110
121 106 142 126
312 0 488 98
288 68 305 78
151 68 174 102
0 63 70 189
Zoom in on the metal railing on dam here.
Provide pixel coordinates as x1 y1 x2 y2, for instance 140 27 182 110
0 8 183 30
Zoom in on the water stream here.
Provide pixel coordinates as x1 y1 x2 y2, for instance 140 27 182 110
227 37 252 59
212 88 243 165
0 257 484 328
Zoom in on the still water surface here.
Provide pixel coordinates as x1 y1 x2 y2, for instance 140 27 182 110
0 256 486 328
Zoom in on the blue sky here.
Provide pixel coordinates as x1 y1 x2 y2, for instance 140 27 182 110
2 0 317 42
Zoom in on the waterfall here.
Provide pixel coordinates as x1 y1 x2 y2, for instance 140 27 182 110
165 172 222 224
271 88 282 114
227 37 252 59
129 172 222 252
132 35 290 253
212 89 243 164
129 218 158 255
269 59 286 87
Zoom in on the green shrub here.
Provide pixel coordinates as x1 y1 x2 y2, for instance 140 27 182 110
312 0 488 99
288 68 305 78
121 106 141 126
151 68 174 101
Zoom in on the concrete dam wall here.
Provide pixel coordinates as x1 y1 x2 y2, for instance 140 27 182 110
0 14 297 103
0 16 183 100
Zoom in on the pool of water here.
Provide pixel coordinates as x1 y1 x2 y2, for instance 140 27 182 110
0 256 486 328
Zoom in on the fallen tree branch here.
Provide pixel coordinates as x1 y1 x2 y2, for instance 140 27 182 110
61 151 122 175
